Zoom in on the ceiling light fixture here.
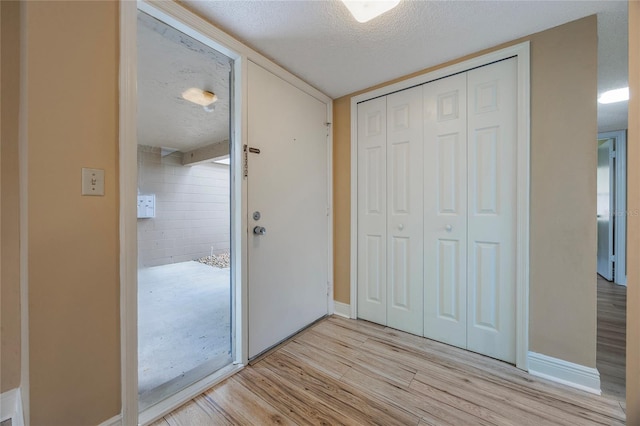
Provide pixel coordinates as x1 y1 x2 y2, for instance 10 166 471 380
182 87 218 108
598 87 629 104
341 0 401 23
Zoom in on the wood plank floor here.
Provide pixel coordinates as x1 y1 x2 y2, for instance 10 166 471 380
152 316 625 425
597 274 627 402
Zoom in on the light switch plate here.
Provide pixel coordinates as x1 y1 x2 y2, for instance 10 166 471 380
82 168 105 196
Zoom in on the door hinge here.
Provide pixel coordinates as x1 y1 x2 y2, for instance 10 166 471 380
327 206 330 217
610 254 616 262
243 145 248 178
610 150 617 159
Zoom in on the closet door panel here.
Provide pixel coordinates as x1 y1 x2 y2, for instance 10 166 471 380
387 86 424 335
466 58 517 363
423 73 468 347
357 97 388 325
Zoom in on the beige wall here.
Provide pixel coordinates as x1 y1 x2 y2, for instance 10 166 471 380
333 97 351 303
333 16 598 367
528 16 597 367
25 1 120 424
626 1 639 422
1 0 22 394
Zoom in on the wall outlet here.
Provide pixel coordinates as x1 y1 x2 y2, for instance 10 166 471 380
81 168 105 196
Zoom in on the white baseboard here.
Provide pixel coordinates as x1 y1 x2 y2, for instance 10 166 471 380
333 301 351 318
98 414 122 426
528 351 601 395
1 388 24 426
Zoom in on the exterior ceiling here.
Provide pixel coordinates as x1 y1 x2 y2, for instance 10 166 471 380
137 12 231 152
180 0 628 132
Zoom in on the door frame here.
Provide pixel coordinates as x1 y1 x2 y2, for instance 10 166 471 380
349 42 531 370
598 129 627 285
119 1 333 425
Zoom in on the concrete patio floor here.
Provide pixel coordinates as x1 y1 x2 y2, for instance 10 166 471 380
138 261 231 406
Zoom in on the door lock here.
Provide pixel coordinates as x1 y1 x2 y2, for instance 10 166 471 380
253 226 267 235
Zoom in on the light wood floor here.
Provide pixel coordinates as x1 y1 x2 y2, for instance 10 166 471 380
152 316 625 425
597 274 627 402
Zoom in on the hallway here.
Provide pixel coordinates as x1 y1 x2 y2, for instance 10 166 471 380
597 274 627 405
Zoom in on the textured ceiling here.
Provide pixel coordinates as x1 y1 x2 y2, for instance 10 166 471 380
138 12 231 152
179 0 628 132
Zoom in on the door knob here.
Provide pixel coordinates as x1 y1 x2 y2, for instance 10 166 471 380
398 224 404 230
253 226 266 235
445 224 453 232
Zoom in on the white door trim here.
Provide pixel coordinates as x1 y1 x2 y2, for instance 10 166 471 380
120 1 333 423
349 42 530 370
119 1 138 425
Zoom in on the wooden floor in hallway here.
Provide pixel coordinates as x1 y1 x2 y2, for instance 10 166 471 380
152 315 625 425
597 274 627 403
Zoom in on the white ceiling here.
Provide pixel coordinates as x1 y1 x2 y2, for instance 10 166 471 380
138 12 231 152
179 0 629 132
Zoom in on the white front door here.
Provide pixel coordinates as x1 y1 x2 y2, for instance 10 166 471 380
247 61 329 359
465 58 517 363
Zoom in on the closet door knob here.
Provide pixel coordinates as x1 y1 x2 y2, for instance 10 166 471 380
445 224 453 232
398 224 404 230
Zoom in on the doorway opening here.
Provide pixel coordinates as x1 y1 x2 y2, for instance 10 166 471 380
596 130 627 402
597 131 627 285
136 10 234 411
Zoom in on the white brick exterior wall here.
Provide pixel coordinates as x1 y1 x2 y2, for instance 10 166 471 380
137 146 230 267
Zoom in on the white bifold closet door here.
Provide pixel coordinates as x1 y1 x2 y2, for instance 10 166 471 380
465 59 517 363
423 72 469 349
357 86 424 335
358 58 517 364
423 58 517 363
357 96 387 326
